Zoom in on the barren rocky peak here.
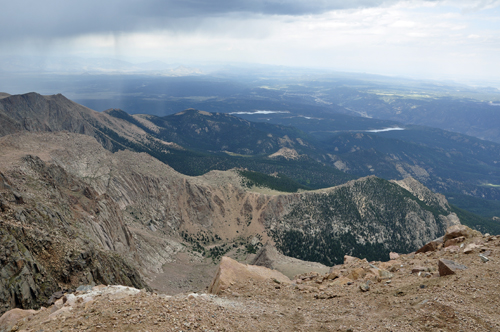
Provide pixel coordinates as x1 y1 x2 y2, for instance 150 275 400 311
0 93 95 133
0 92 152 150
268 147 301 160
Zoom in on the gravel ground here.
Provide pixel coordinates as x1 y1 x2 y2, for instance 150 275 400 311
10 234 500 332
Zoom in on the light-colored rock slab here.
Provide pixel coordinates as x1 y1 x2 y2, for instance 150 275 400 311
0 308 37 332
209 256 290 295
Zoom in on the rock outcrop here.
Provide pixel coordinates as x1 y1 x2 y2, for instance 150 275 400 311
0 136 151 314
0 308 38 332
416 224 480 254
268 147 301 160
0 227 58 315
208 257 290 295
444 224 480 242
392 176 450 211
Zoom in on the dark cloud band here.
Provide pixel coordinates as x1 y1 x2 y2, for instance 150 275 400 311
0 0 400 41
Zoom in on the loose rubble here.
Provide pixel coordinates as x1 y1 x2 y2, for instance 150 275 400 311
2 225 500 332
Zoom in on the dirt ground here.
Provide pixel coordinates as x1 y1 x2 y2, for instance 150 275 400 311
146 247 259 295
147 252 219 295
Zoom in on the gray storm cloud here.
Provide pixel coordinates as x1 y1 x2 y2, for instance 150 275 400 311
0 0 400 41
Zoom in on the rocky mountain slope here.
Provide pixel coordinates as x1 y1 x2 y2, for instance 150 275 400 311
0 152 150 315
321 129 500 200
0 130 462 315
2 225 499 332
0 92 195 170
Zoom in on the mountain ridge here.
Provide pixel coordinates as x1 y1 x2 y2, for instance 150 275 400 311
2 91 499 211
0 130 461 314
2 91 499 220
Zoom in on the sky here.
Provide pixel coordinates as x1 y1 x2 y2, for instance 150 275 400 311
1 0 500 82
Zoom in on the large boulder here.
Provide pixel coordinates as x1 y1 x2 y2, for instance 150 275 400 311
438 259 467 276
416 239 441 254
208 257 290 295
0 308 37 332
344 255 359 264
443 225 479 242
389 252 399 260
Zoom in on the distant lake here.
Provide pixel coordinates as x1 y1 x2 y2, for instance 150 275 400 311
229 110 290 115
366 127 405 133
489 102 500 106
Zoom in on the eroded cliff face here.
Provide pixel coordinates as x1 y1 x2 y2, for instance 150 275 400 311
0 131 460 313
26 133 459 262
40 135 271 273
0 136 151 314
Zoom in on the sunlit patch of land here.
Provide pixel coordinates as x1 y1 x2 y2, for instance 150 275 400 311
371 91 435 99
482 183 500 188
223 151 253 157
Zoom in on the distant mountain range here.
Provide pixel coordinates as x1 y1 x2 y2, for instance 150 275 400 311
1 92 499 209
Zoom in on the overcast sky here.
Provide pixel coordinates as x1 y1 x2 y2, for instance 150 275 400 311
1 0 500 82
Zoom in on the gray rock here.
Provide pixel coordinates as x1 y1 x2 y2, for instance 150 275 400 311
411 267 426 274
378 270 394 279
46 291 64 306
479 254 489 263
360 282 371 292
76 285 93 292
